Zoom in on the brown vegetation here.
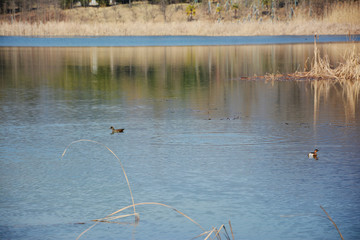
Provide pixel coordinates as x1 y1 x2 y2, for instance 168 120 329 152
1 1 360 36
294 37 360 81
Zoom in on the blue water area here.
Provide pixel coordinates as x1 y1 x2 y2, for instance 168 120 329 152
1 44 360 240
0 35 359 47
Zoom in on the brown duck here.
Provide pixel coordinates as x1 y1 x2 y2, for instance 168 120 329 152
110 126 124 134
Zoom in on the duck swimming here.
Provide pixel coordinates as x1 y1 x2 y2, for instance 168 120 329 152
308 149 319 159
110 126 124 134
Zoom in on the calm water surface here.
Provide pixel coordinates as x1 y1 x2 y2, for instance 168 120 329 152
1 43 360 240
1 35 359 47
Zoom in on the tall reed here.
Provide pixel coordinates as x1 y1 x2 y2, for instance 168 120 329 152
294 36 360 81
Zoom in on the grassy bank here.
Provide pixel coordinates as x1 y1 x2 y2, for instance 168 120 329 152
1 1 359 36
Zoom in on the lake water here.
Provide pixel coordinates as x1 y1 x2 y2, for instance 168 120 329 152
0 35 359 47
1 42 360 240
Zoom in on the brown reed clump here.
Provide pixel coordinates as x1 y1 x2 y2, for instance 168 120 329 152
334 47 360 82
294 37 360 82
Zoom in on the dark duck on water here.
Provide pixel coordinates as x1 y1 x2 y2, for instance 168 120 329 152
308 149 319 159
110 126 124 134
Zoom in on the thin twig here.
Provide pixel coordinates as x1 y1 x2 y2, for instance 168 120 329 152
203 228 216 240
191 230 212 239
320 205 344 240
222 225 231 240
229 220 235 240
75 221 100 240
61 139 137 219
214 225 225 239
99 202 205 231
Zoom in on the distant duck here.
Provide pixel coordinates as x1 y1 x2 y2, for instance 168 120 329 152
110 126 124 134
308 149 319 159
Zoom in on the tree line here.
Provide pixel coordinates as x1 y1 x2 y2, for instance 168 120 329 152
0 0 354 20
0 0 189 12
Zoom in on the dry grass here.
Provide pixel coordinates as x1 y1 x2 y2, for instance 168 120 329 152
1 20 359 36
1 2 360 36
323 1 360 25
294 37 360 81
79 201 234 240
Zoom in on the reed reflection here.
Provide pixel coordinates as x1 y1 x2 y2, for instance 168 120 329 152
1 44 359 124
1 44 353 85
311 79 360 123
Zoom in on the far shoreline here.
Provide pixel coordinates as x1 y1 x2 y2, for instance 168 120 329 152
1 1 359 38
